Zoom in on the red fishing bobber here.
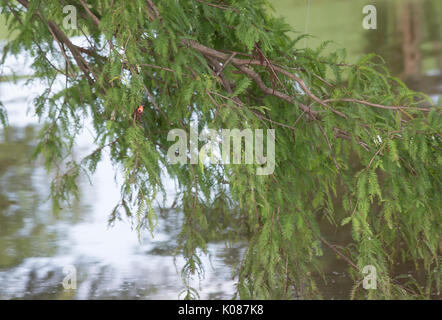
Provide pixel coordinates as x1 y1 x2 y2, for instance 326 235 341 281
132 105 144 124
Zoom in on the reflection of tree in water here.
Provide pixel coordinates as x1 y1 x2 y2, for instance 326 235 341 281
0 126 243 298
422 0 442 72
0 124 87 269
363 1 403 76
363 0 441 94
0 125 53 269
398 1 422 79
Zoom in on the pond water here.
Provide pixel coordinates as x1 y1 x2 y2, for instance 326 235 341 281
0 0 440 299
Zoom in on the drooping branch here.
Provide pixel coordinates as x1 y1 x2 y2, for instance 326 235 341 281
78 0 100 27
323 98 433 112
15 0 96 85
182 39 315 116
181 39 429 118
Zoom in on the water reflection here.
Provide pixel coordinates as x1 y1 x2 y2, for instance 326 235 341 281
364 0 442 95
0 79 240 300
0 125 57 270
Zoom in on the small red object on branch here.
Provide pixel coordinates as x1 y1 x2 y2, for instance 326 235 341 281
132 105 144 124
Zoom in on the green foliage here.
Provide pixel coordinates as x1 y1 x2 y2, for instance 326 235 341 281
0 101 7 128
0 0 440 299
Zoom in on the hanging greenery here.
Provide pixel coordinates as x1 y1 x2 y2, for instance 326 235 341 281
0 0 440 299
